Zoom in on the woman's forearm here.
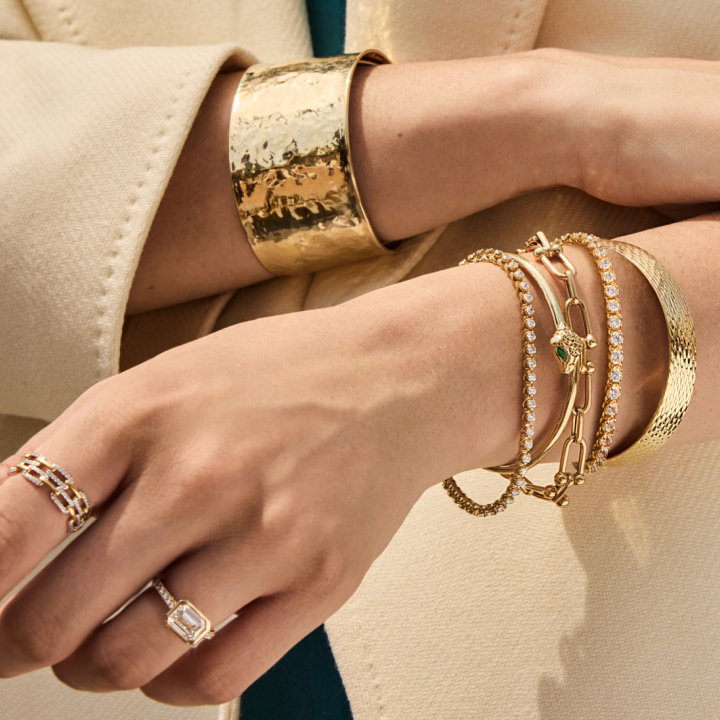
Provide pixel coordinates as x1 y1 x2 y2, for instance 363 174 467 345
128 49 720 318
126 71 273 316
127 53 578 316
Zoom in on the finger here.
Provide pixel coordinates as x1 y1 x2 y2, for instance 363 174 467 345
0 411 133 603
0 468 181 678
140 589 335 707
51 538 277 694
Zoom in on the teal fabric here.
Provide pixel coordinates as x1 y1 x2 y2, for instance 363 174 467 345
239 624 353 719
305 0 346 57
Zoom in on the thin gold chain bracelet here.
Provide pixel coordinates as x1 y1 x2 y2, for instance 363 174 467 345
548 232 625 473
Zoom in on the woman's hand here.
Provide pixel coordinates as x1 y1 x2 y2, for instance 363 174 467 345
0 264 538 705
530 48 720 210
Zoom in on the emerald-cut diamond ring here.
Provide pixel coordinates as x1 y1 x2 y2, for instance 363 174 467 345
152 578 216 646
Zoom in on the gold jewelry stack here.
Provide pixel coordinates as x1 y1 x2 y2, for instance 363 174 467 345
229 50 395 276
443 231 697 517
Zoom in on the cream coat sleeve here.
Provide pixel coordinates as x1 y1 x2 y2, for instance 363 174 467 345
0 35 258 423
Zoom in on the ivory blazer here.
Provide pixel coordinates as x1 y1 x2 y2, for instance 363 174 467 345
2 1 719 718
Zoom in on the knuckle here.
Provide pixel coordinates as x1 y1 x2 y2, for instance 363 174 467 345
302 543 352 598
0 506 24 578
1 601 65 668
89 637 153 691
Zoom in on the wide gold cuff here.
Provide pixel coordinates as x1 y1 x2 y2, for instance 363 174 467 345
229 50 394 276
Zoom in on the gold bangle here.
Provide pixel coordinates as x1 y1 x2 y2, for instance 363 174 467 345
603 240 697 466
483 249 588 475
229 50 394 276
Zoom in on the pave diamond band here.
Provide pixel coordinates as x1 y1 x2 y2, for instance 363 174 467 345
7 453 92 533
152 579 216 647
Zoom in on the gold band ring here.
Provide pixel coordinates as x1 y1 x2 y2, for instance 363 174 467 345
7 452 91 534
152 579 216 646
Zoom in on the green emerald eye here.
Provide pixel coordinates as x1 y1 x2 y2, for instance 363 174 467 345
556 346 568 362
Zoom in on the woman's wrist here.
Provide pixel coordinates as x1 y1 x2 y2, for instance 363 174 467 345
336 230 669 496
348 52 584 243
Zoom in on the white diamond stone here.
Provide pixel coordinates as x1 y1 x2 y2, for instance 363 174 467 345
515 270 524 280
523 293 533 303
525 305 535 316
527 399 537 409
50 494 69 514
605 285 618 298
525 426 535 437
526 372 536 382
516 479 527 488
528 386 537 396
520 281 530 291
607 402 619 416
525 412 536 422
599 258 611 270
521 453 532 464
594 248 607 258
602 271 615 283
611 350 623 364
527 344 537 355
609 385 621 400
610 332 623 346
609 316 622 329
22 470 45 487
523 439 533 450
608 300 620 312
526 331 536 342
167 602 210 645
525 318 536 328
508 261 519 270
526 358 537 369
611 367 622 382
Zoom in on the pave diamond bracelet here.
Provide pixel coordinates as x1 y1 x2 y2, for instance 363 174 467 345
442 248 539 516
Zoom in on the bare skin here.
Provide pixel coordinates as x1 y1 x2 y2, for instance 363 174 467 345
0 48 719 706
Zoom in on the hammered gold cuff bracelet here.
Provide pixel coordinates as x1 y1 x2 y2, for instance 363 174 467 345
229 50 394 276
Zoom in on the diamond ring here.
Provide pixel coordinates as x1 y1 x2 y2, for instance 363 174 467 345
8 452 92 533
152 578 216 646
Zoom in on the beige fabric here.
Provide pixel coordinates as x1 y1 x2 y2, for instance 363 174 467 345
1 0 719 719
